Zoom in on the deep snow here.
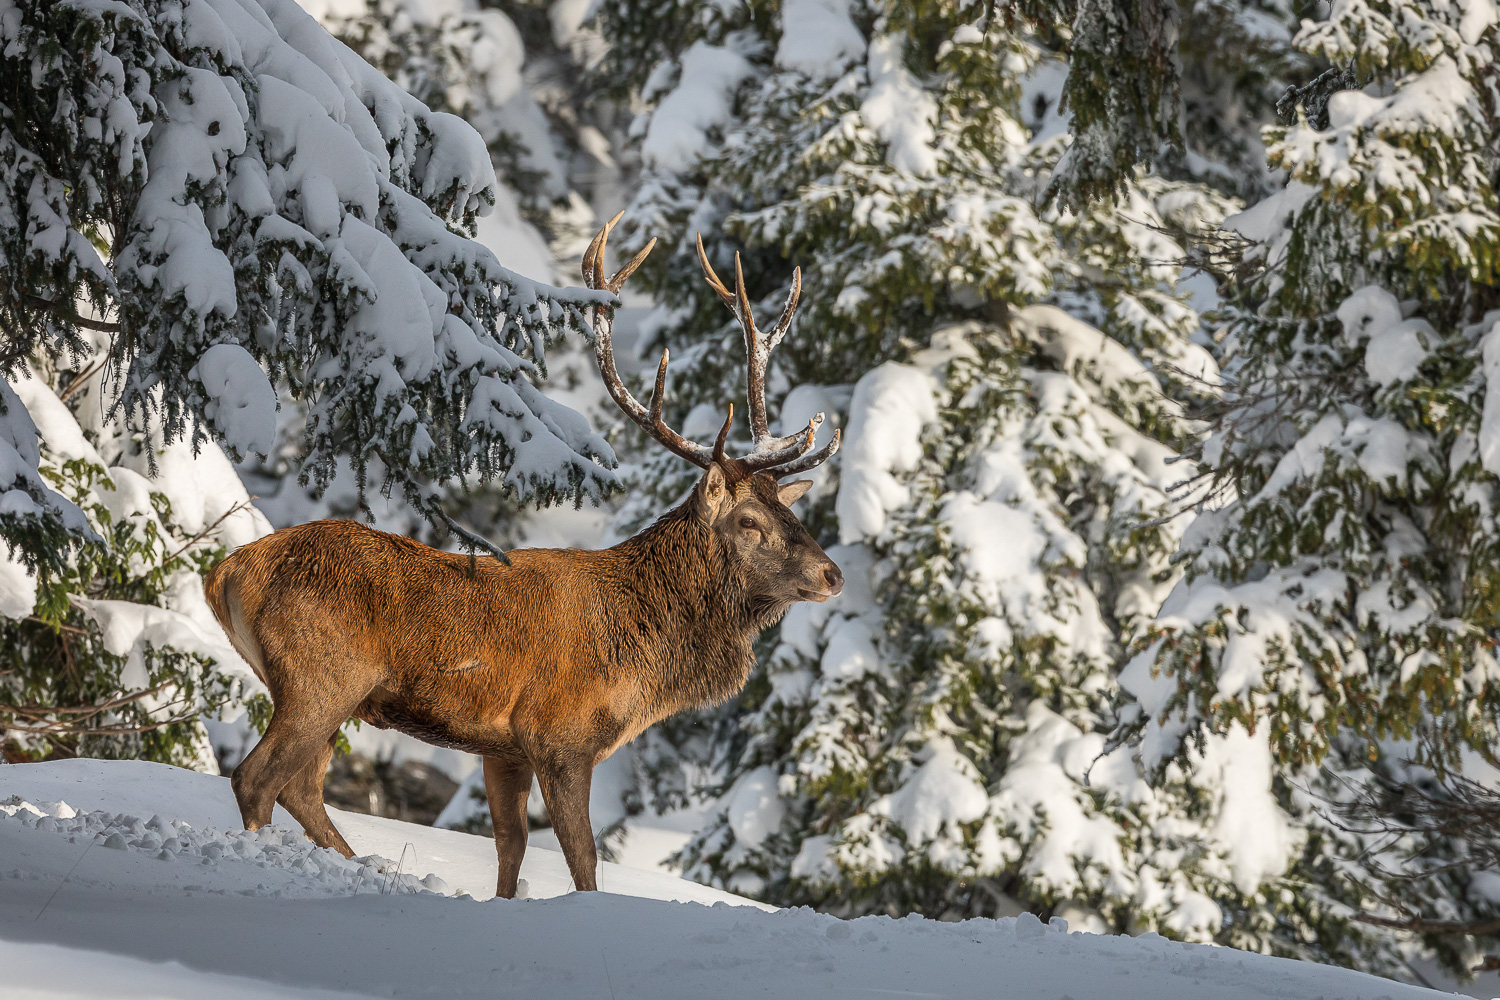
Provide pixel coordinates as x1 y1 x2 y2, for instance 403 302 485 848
0 759 1460 1000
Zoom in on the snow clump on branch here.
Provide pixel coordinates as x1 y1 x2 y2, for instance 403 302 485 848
0 0 618 567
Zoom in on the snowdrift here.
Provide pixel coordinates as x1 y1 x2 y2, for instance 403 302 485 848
0 759 1455 999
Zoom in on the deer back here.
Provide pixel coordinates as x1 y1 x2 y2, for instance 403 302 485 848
205 515 759 756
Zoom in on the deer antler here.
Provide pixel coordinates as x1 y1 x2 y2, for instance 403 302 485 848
583 212 725 469
695 234 841 478
583 215 840 480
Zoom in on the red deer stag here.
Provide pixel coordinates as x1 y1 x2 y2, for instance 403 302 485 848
204 214 843 896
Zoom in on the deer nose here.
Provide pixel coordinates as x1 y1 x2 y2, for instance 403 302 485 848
823 563 844 596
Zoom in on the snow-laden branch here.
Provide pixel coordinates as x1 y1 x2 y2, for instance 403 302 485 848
0 0 619 562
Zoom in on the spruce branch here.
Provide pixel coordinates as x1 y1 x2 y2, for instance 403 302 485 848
412 488 512 565
55 356 110 403
1275 66 1360 131
25 295 120 334
161 499 258 564
1354 913 1500 936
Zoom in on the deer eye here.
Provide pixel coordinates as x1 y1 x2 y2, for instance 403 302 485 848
739 516 757 530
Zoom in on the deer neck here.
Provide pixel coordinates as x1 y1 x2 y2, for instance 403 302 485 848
611 500 759 713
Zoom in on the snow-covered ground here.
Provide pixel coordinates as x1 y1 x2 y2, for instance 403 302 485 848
0 760 1460 1000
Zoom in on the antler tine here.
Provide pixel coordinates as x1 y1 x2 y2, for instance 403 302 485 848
586 217 716 470
610 239 657 293
648 349 670 428
695 233 737 310
582 209 624 290
713 403 733 465
737 419 819 473
767 428 842 479
697 234 774 443
732 251 758 336
740 411 823 459
730 251 777 441
766 266 801 353
583 210 657 294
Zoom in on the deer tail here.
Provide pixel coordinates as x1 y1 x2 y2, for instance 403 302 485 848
204 552 269 687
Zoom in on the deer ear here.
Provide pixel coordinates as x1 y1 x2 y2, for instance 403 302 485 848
699 462 729 517
777 480 813 506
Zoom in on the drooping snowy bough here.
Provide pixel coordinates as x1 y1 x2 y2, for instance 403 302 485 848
1124 0 1500 971
0 0 617 570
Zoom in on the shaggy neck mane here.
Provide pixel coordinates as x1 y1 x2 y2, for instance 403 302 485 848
609 496 766 712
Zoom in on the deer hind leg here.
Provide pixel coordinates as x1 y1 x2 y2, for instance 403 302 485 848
483 752 533 899
275 734 355 858
232 665 374 840
534 751 597 892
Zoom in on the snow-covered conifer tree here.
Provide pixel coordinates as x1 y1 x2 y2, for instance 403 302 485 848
590 0 1318 944
1 346 271 765
308 0 587 245
1173 0 1314 201
1 0 617 572
1125 0 1500 974
239 0 632 552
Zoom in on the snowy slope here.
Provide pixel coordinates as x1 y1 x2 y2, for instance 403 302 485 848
0 760 1459 1000
0 760 749 907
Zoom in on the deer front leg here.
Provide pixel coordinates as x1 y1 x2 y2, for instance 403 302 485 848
534 752 597 892
483 753 533 899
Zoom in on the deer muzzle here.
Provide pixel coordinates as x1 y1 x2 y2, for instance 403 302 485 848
799 562 844 603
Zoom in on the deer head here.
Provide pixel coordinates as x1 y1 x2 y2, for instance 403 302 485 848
583 214 844 613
